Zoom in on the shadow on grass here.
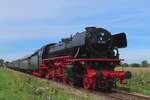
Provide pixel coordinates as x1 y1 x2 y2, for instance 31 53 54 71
117 87 131 92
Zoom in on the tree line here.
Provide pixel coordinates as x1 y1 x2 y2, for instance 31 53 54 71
0 59 4 66
121 60 150 67
0 59 9 67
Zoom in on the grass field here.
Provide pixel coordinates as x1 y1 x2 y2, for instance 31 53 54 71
116 67 150 96
0 68 95 100
0 67 149 100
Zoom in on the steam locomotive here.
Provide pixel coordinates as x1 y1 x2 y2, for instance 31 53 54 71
8 27 131 90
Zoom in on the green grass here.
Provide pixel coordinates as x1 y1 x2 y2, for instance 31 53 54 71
116 67 150 96
0 68 93 100
2 66 149 99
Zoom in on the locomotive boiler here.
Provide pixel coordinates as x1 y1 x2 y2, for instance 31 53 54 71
8 27 131 90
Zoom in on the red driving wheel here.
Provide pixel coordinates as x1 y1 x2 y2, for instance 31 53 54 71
83 77 95 90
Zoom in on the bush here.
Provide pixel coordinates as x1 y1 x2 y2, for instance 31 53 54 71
141 60 149 67
130 63 141 67
0 59 4 66
121 63 129 67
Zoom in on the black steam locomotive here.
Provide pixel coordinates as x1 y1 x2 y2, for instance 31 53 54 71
8 27 131 90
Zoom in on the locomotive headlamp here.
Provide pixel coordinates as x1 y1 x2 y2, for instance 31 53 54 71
97 31 111 44
101 33 104 36
100 37 103 41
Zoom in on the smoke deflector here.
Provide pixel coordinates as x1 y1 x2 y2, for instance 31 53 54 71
112 33 127 48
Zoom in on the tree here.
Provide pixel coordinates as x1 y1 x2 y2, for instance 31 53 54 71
0 59 4 67
141 60 149 67
121 63 129 67
130 63 141 67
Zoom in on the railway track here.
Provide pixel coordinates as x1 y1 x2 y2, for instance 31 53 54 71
108 89 150 100
55 80 150 100
61 82 150 100
89 88 150 100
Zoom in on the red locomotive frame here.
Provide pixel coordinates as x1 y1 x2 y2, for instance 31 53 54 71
32 56 128 90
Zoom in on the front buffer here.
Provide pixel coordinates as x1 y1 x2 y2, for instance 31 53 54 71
82 59 132 90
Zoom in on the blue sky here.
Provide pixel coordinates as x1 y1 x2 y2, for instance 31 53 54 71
0 0 150 63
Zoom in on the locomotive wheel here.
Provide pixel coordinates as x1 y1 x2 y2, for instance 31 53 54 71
62 77 67 84
52 77 57 81
83 77 90 89
83 77 95 90
68 80 74 86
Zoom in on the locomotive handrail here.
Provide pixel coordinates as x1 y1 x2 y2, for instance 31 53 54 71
44 56 72 61
44 56 124 62
69 58 124 62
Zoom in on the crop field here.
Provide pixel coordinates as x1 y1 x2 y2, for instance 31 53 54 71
115 67 150 96
0 68 95 100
